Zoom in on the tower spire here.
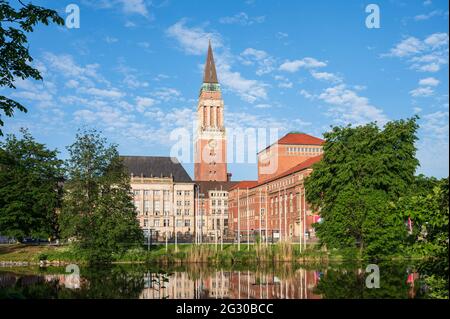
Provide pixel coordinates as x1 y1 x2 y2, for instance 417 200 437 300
203 40 218 84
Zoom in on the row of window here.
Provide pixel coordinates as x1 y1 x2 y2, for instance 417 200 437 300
287 147 322 154
211 199 227 206
138 209 191 216
143 219 191 227
211 209 228 215
133 190 192 196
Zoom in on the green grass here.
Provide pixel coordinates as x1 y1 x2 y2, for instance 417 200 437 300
1 242 423 265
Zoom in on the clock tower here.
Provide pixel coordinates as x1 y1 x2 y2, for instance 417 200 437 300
194 41 229 182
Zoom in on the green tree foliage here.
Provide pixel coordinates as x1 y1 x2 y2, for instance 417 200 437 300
0 0 64 135
395 178 449 298
0 128 63 240
305 117 420 258
60 129 143 263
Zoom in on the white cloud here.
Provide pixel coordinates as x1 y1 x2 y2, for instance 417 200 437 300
384 33 449 73
278 82 293 89
424 32 449 48
218 63 268 103
240 48 275 75
138 41 151 49
65 79 79 88
43 52 108 85
318 84 388 125
385 37 424 57
219 12 265 26
410 86 434 97
255 104 271 109
276 32 288 39
414 10 445 21
422 110 449 139
135 96 156 112
152 87 182 102
166 20 268 103
125 21 137 28
419 77 440 86
118 0 149 17
279 57 327 72
105 36 118 44
299 89 314 100
166 19 222 55
413 106 422 113
310 71 342 83
81 87 124 99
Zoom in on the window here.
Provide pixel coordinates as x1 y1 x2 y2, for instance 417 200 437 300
144 200 150 212
133 190 140 196
144 220 148 227
163 219 170 227
154 220 160 227
177 190 182 196
144 190 150 196
184 191 190 196
184 200 190 206
154 190 160 196
212 200 216 206
184 209 190 215
176 220 183 227
177 200 182 206
185 220 190 227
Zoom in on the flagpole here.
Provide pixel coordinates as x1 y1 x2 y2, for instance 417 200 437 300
237 188 240 251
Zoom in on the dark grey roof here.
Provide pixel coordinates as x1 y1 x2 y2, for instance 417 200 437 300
120 156 192 183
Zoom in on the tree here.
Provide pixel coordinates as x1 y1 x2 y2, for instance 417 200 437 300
395 178 449 298
60 129 143 263
0 128 63 240
0 0 64 135
305 117 419 257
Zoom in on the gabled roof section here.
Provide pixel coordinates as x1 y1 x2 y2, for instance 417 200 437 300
229 180 259 191
278 133 324 145
258 133 325 154
120 156 192 183
262 155 323 184
203 41 218 84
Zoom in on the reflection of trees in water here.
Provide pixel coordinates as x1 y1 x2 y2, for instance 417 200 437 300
314 262 417 299
0 260 447 299
415 258 449 299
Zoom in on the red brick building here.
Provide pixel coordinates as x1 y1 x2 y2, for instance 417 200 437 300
193 42 324 244
228 134 324 243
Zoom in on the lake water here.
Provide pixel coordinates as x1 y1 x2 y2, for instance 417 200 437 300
0 261 443 299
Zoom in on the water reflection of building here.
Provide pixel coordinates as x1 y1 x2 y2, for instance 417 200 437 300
228 270 321 299
138 270 320 299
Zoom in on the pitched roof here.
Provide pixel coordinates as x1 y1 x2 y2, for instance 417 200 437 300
203 41 218 84
278 133 324 145
229 180 259 191
196 181 240 197
258 132 324 154
120 156 192 183
262 155 323 184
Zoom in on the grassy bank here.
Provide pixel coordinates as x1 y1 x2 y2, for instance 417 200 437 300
0 243 426 266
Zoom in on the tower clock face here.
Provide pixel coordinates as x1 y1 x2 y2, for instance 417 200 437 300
208 139 217 149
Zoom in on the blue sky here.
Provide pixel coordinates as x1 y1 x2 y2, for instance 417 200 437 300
1 0 448 180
